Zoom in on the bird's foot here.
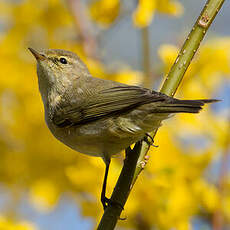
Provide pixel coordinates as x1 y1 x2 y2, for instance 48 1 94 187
101 196 110 210
101 196 124 211
144 133 159 147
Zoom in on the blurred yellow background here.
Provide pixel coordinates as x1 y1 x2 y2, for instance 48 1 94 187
0 0 230 229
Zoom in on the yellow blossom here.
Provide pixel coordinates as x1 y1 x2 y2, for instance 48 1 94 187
158 44 179 73
89 0 120 28
29 179 60 212
0 216 36 230
133 0 156 28
133 0 183 27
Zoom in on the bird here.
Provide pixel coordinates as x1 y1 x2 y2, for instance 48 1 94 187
28 48 217 209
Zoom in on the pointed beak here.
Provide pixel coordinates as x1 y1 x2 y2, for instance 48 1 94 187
28 47 47 61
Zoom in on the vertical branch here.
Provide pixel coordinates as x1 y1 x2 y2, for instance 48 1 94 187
66 0 98 59
141 26 151 88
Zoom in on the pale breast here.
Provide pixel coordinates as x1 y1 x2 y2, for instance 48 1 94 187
45 114 143 158
44 103 167 159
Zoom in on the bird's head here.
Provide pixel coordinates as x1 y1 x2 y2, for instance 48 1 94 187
29 48 90 88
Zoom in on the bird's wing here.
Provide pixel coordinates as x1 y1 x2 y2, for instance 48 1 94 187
51 85 167 127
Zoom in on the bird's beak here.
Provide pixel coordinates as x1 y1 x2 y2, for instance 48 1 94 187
28 48 47 61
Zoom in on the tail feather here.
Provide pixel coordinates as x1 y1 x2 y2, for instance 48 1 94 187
174 99 220 106
155 99 220 114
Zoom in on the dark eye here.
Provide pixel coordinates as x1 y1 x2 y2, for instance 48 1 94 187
60 57 68 64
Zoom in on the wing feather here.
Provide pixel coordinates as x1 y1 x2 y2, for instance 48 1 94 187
52 85 166 127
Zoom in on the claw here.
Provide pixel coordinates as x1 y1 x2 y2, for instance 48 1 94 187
101 196 124 211
101 196 110 210
144 133 159 147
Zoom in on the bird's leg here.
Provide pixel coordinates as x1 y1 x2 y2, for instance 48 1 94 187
144 133 159 147
101 157 124 211
101 157 111 210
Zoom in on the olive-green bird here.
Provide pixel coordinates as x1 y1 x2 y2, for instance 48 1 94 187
29 48 217 209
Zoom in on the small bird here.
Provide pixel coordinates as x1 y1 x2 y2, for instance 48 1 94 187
29 48 217 209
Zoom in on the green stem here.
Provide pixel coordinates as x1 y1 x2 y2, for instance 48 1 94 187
97 0 225 229
133 0 225 187
160 0 225 96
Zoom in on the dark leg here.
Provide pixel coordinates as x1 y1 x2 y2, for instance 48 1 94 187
101 157 111 210
144 133 159 147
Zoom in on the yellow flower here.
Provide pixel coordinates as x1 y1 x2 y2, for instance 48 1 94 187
158 44 179 73
168 184 195 217
202 185 220 211
89 0 120 28
113 69 143 85
176 220 192 230
29 179 60 212
193 180 220 212
133 0 183 27
158 0 183 16
133 0 156 28
0 216 36 230
223 195 230 220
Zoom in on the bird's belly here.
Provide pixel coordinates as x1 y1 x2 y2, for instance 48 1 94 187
46 118 142 158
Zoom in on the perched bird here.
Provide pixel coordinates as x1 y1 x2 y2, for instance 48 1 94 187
29 48 217 209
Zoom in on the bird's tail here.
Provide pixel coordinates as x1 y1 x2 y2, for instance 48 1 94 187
155 99 220 114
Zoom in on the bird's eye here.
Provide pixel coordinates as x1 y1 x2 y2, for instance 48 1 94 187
60 57 68 64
